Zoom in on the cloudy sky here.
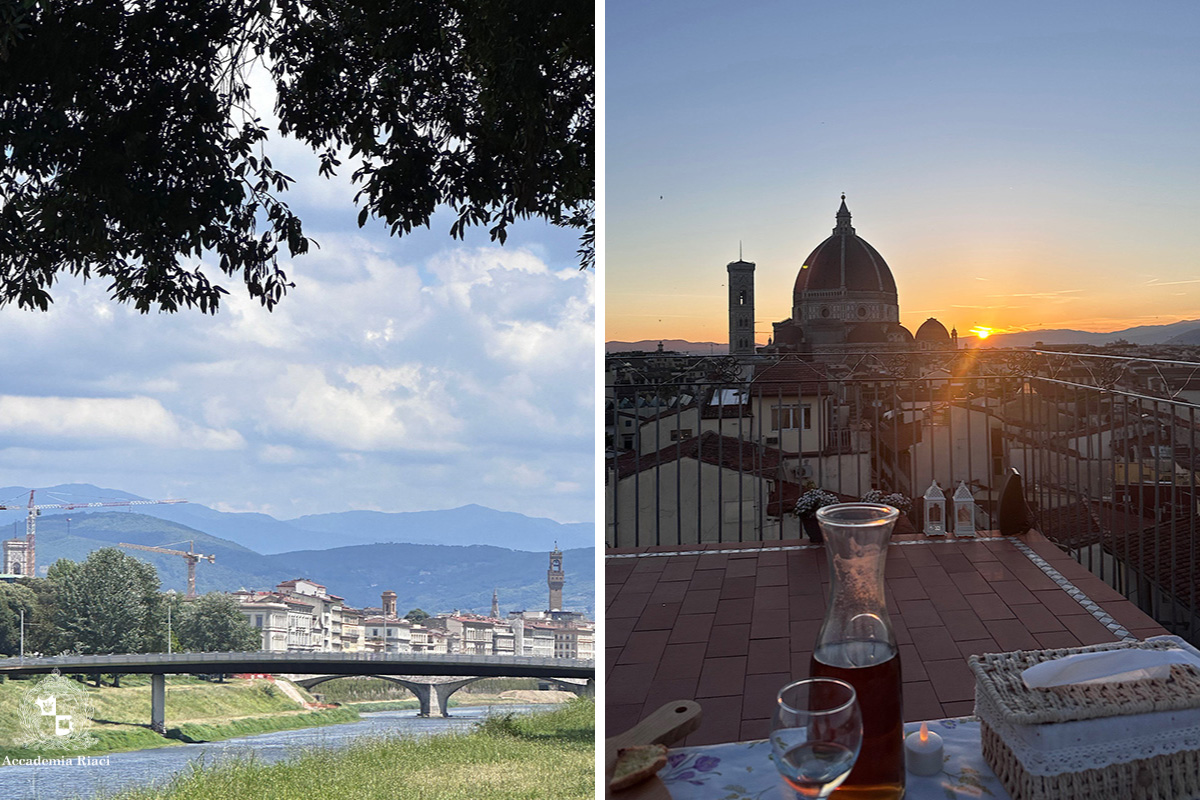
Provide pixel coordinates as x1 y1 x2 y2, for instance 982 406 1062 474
0 75 594 524
606 1 1200 344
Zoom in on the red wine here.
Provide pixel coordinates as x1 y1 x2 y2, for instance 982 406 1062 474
810 643 904 800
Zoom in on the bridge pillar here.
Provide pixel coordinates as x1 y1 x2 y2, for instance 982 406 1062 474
150 674 166 734
381 677 483 717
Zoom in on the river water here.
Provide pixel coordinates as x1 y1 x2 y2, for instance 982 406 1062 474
1 704 556 800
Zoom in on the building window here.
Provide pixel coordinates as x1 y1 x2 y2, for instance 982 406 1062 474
771 404 812 431
738 290 747 306
254 614 263 628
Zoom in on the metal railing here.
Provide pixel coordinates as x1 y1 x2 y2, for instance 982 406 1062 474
606 348 1200 642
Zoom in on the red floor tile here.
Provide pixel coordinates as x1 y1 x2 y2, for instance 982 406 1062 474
667 613 715 644
605 531 1171 748
965 591 1017 621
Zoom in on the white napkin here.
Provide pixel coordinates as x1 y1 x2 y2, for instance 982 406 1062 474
1022 647 1200 689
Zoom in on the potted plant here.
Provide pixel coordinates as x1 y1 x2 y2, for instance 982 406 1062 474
861 489 912 516
795 489 839 543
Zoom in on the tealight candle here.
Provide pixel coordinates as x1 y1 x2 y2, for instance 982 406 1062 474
905 721 944 776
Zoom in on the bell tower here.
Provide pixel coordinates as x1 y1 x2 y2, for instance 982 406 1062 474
547 546 564 611
727 249 756 355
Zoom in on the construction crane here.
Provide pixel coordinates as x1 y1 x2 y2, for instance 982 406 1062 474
0 491 187 577
117 541 214 599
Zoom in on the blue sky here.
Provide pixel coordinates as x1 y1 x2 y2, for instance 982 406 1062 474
0 75 594 524
606 1 1200 343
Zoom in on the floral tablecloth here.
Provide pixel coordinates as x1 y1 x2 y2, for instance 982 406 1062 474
659 718 1010 799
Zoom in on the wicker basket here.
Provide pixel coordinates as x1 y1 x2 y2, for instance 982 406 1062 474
970 638 1200 800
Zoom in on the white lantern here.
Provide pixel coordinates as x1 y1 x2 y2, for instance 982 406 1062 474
953 481 976 537
923 481 946 536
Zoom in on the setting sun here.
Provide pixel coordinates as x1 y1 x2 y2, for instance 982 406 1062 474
970 326 994 339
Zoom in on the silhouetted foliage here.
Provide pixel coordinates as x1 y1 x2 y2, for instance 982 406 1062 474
0 0 593 313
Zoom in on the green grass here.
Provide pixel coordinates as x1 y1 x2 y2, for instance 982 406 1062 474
101 697 596 800
0 676 328 760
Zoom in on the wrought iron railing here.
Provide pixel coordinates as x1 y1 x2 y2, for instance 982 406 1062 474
605 348 1200 642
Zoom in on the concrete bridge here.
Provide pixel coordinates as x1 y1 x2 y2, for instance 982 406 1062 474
0 651 594 731
288 673 592 717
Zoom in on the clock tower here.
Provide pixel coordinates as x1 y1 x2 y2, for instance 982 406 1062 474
547 546 565 611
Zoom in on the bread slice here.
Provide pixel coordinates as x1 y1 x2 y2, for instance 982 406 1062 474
609 743 669 792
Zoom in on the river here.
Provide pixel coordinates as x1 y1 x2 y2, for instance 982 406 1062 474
1 703 557 800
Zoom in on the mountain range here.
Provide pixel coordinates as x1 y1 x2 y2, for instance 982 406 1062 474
0 485 594 616
977 319 1200 349
606 319 1200 354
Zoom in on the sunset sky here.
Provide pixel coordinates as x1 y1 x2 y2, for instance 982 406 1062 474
605 1 1200 345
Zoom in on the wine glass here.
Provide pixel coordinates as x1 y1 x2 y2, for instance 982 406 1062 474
770 678 863 799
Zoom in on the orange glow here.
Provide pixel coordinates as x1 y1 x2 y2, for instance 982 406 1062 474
919 721 929 743
969 326 994 339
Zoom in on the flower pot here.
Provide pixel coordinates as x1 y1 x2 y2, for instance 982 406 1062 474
802 516 823 543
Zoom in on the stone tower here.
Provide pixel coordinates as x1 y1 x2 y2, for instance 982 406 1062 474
547 546 564 611
381 590 397 617
727 253 756 355
491 588 500 619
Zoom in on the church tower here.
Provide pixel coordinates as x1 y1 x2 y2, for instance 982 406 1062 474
547 546 564 611
727 253 756 355
491 588 499 619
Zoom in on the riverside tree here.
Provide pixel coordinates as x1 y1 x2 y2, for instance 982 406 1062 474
49 548 163 654
175 592 260 652
0 581 36 656
0 0 594 313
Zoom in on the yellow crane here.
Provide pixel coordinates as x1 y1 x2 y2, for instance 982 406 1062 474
118 540 215 599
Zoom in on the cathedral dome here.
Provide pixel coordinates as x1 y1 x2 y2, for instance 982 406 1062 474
847 322 890 344
793 198 896 299
915 317 951 342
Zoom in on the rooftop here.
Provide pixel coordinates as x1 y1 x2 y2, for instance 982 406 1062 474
606 528 1168 746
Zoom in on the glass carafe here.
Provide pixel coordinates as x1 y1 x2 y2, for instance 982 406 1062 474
808 503 904 800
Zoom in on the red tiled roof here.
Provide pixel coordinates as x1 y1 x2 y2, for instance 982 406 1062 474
615 431 786 481
750 360 827 394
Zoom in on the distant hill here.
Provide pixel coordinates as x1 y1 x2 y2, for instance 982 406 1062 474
4 509 594 616
606 339 731 355
974 319 1200 348
1166 327 1200 345
0 484 593 554
608 320 1200 353
285 505 594 554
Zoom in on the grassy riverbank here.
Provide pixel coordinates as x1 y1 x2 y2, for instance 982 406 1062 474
0 675 355 761
103 697 595 800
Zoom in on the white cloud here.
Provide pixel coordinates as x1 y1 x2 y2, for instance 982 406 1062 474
254 363 464 452
0 396 245 450
0 182 593 523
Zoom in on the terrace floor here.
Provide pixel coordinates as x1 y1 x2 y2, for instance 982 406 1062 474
606 529 1170 746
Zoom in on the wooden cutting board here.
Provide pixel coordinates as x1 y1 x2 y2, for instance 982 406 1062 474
605 700 703 800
